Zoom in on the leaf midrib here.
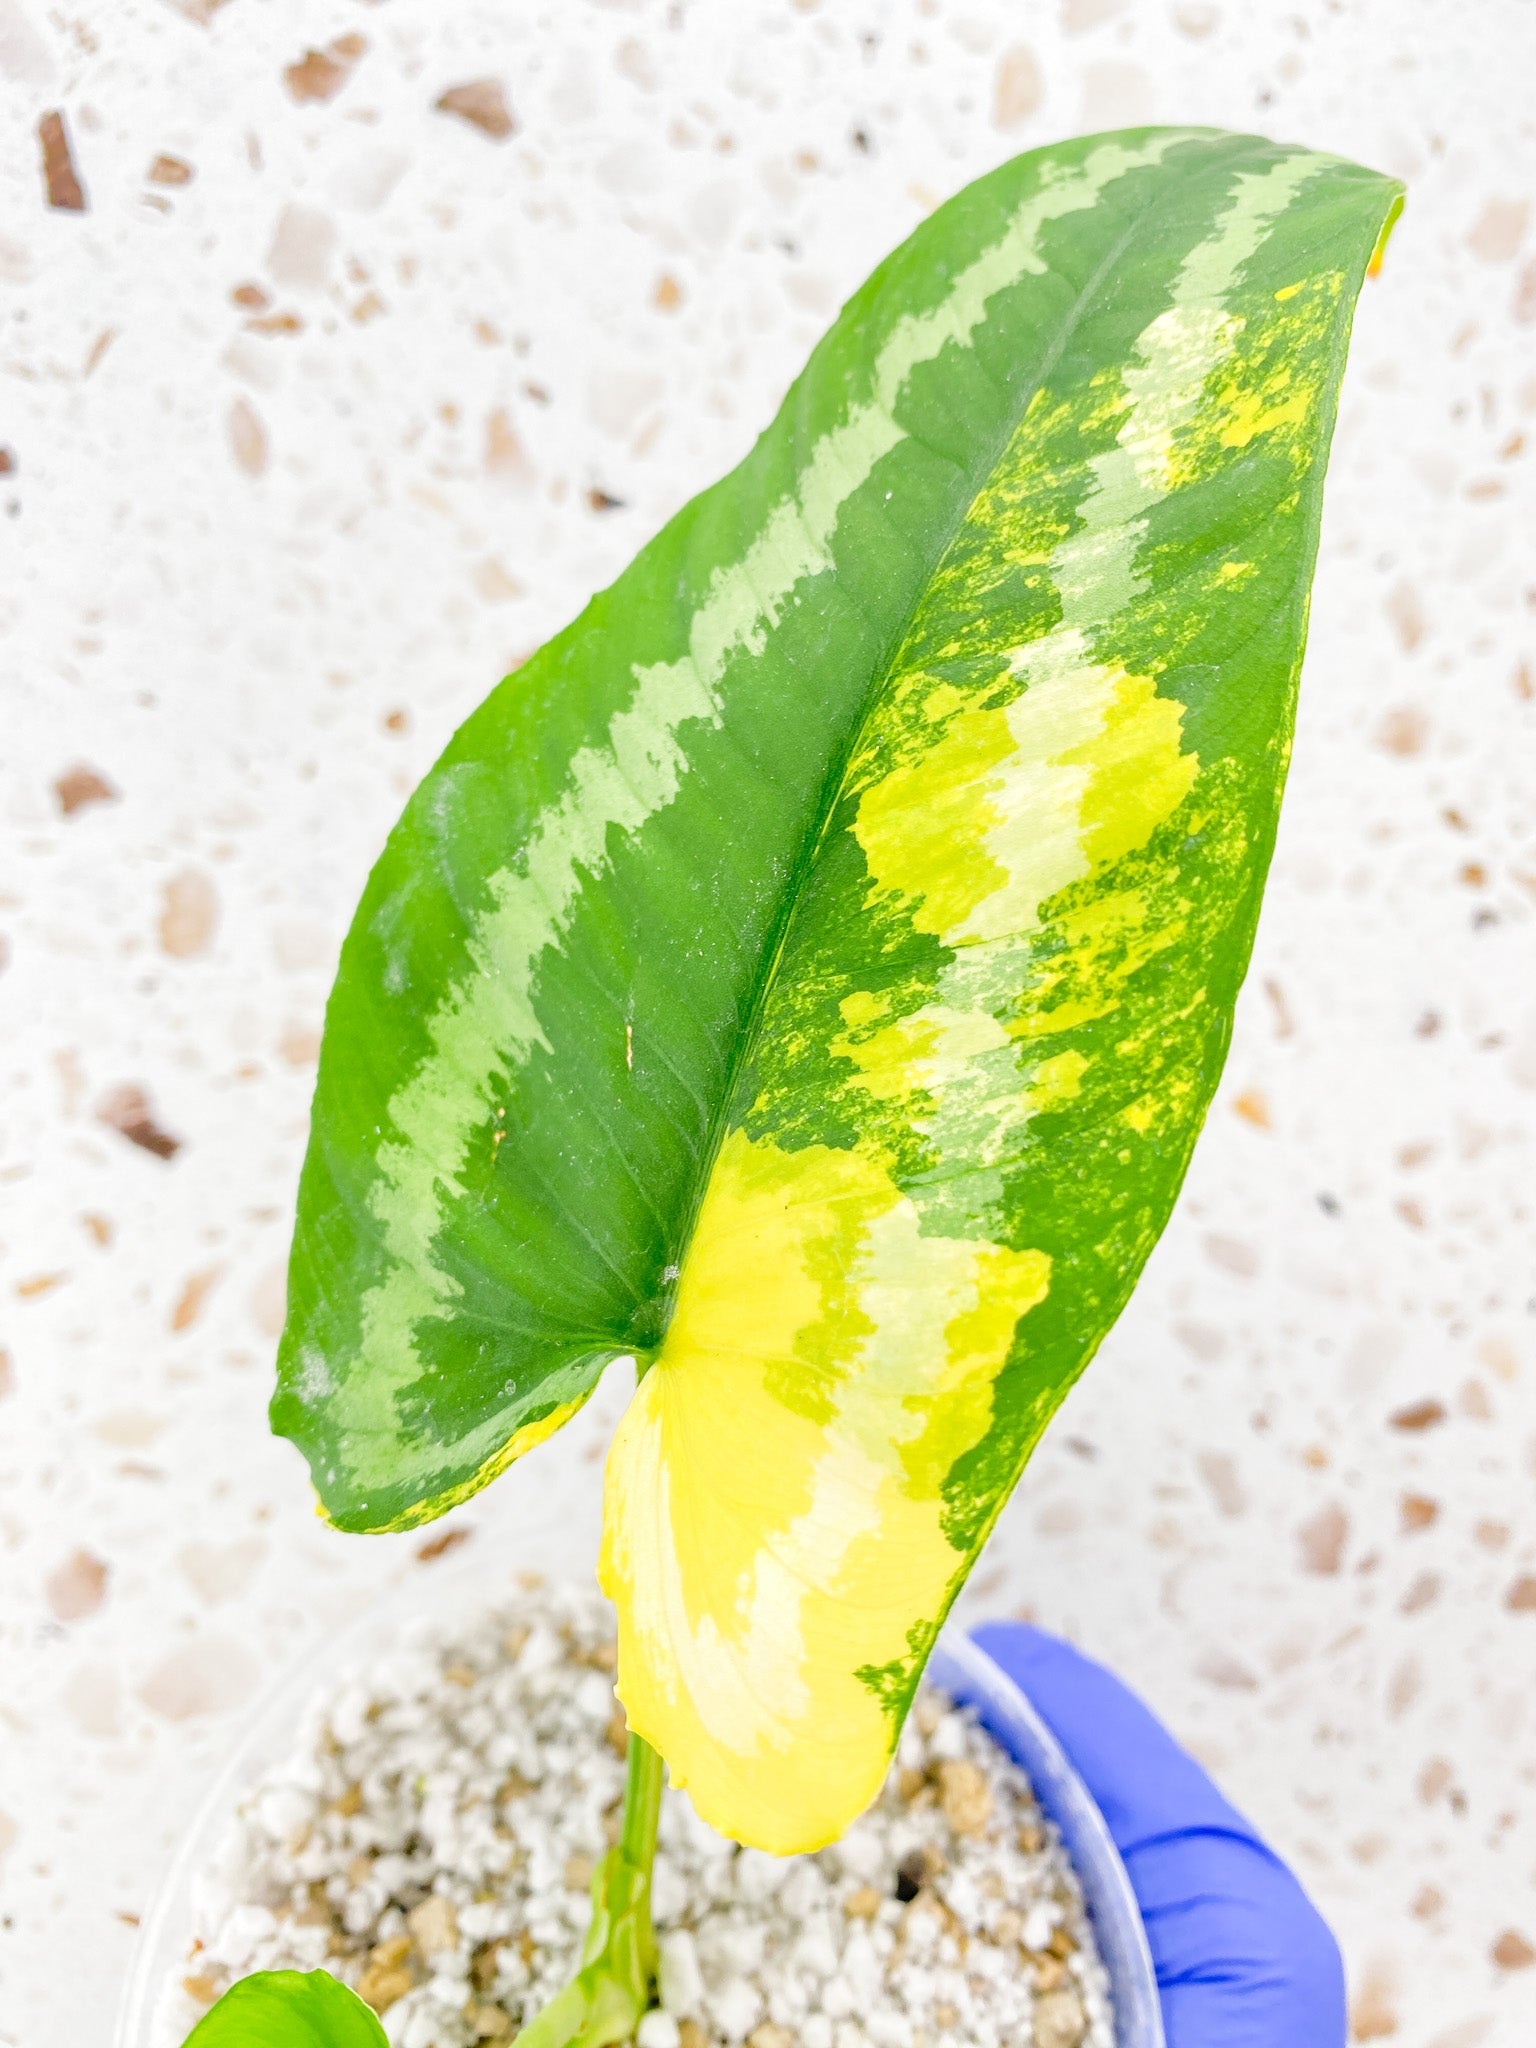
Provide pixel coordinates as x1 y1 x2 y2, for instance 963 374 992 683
639 188 1166 1361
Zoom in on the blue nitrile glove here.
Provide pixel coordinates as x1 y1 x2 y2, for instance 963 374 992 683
971 1623 1345 2048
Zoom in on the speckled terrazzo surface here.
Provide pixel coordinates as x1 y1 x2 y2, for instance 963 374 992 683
1 2 1534 2044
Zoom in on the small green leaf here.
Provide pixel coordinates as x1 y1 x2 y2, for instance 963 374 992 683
274 127 1402 1851
183 1969 387 2048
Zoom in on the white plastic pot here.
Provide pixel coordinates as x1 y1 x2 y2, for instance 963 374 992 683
115 1559 1164 2048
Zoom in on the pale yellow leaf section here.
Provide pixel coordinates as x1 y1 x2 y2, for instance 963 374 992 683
857 649 1197 954
600 1127 1049 1852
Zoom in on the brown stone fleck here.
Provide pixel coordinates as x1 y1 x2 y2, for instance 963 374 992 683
1492 1928 1535 1969
843 1885 881 1919
170 1266 221 1333
485 408 535 489
182 1974 220 2007
148 154 193 186
231 282 270 310
1376 706 1427 757
1399 1569 1440 1614
1458 1378 1492 1421
1232 1088 1271 1128
228 397 269 478
436 79 517 140
678 2022 709 2048
654 272 684 310
417 1526 472 1563
747 2026 793 2048
587 486 625 512
46 1549 109 1622
1389 1398 1446 1433
1197 1648 1259 1692
278 1025 321 1069
470 2005 512 2040
39 111 87 211
1298 1502 1348 1576
160 868 218 958
1196 1450 1245 1518
474 559 523 603
1203 1233 1258 1278
1505 1575 1536 1613
1400 1493 1438 1532
1387 1655 1422 1718
1468 198 1530 263
15 1272 65 1299
285 48 351 105
98 1083 182 1160
1385 580 1425 652
993 46 1042 129
55 763 117 814
1349 1969 1398 2040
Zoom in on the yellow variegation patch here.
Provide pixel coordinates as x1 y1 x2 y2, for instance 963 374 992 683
601 1128 1049 1851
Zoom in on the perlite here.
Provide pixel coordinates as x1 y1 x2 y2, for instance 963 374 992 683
157 1583 1111 2048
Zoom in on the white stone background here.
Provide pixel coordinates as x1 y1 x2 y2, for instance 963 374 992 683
1 0 1534 2042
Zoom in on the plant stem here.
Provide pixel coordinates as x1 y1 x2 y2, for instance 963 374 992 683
511 1729 663 2048
621 1727 665 1868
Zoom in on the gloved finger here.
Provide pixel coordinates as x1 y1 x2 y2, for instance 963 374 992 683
969 1621 1346 2048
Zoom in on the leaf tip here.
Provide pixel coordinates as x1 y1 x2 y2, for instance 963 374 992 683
1367 190 1406 277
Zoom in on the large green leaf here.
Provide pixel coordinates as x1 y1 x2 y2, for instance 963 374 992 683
274 127 1400 1852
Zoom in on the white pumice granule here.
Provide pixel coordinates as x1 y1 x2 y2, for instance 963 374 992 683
160 1583 1113 2048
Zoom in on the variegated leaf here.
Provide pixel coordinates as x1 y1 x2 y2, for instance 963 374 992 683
274 128 1401 1853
